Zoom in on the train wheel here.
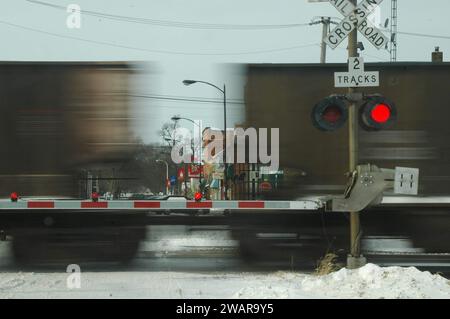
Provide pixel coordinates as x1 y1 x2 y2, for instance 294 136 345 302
11 226 146 265
232 227 336 267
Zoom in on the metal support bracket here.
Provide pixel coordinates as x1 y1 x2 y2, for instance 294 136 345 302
326 164 419 212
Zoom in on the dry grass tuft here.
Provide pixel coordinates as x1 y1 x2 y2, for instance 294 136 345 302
315 253 342 276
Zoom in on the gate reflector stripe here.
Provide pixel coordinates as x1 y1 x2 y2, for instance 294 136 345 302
265 201 290 209
238 201 265 208
134 201 161 209
81 202 108 208
187 201 212 209
211 201 238 209
28 201 54 209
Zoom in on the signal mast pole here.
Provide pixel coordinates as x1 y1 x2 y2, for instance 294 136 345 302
347 0 366 269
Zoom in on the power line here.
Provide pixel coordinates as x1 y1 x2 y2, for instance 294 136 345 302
0 20 319 56
135 93 244 102
26 0 310 30
396 30 450 41
130 94 244 105
324 44 389 62
329 15 450 42
375 26 450 42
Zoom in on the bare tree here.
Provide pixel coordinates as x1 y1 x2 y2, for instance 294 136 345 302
159 116 181 147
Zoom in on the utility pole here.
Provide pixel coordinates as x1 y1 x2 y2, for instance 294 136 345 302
223 84 228 200
347 0 366 269
310 17 334 63
320 17 330 63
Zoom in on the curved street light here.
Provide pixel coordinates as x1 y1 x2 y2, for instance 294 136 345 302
171 116 198 126
182 80 225 94
182 79 228 200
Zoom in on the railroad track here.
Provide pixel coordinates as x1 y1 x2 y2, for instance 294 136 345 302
364 251 450 270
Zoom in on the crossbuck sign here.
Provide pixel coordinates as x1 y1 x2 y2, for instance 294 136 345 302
325 0 389 50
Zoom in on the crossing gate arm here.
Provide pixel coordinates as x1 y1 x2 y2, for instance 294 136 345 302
0 199 323 212
0 164 419 214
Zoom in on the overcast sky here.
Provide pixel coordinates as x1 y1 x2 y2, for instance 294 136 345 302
1 0 448 143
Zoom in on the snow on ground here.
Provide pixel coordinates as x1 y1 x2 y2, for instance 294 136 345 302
234 264 450 299
0 264 448 299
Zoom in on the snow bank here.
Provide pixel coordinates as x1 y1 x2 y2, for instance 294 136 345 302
233 264 450 299
0 264 448 299
233 286 291 299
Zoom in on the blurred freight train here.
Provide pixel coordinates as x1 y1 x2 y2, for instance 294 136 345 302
0 62 135 197
0 62 144 263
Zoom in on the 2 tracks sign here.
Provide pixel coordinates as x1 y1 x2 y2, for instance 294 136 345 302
334 57 379 87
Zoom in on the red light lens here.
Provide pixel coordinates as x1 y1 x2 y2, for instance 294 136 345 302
194 192 202 202
322 105 342 123
371 104 391 123
10 192 18 202
91 192 99 201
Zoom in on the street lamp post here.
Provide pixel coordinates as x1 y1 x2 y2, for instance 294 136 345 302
171 116 203 185
156 159 169 195
182 80 228 200
165 120 181 196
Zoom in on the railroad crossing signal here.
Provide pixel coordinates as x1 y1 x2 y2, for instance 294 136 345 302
325 0 389 50
311 95 397 132
335 57 379 87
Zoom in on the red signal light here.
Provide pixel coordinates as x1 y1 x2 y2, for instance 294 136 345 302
360 97 396 131
311 96 348 132
194 192 202 202
371 103 391 123
10 192 19 202
91 192 99 202
322 105 343 123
